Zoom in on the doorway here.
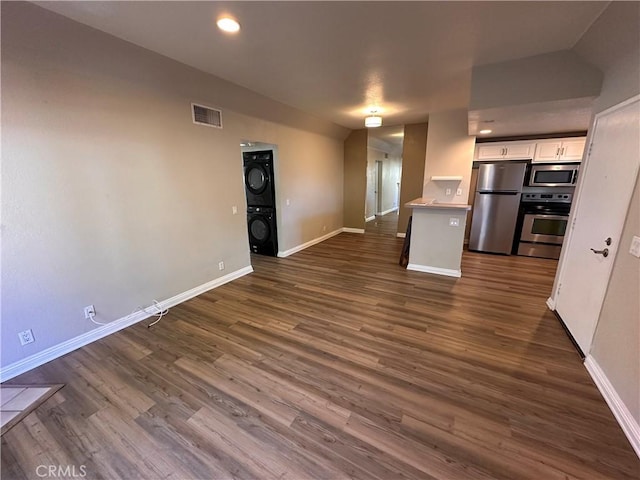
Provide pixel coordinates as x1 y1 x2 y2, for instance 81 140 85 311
241 140 279 258
365 126 404 236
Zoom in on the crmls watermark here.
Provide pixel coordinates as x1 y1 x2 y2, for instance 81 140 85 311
36 465 87 478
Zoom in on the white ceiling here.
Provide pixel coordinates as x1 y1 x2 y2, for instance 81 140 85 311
37 1 608 131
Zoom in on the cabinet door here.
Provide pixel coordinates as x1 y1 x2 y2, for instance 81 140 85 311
476 144 506 160
559 138 586 162
533 141 562 162
503 142 535 159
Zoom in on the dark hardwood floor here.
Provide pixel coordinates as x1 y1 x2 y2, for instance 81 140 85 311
2 232 638 479
365 211 399 236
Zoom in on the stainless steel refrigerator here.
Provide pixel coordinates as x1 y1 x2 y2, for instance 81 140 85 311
469 162 527 254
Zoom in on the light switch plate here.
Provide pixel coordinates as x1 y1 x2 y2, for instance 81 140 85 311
629 235 640 258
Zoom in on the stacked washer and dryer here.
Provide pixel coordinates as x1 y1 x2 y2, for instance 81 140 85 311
243 150 278 256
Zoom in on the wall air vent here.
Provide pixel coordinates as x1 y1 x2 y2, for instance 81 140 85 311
191 103 223 128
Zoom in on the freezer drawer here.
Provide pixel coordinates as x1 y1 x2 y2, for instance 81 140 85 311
469 192 521 254
476 162 527 192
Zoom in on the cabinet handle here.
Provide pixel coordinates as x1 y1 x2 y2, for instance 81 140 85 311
556 147 560 156
560 147 565 156
502 148 506 156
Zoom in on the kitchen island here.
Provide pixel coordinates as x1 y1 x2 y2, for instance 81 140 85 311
405 198 471 278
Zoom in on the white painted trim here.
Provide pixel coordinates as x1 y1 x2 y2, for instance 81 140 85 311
584 356 640 458
396 232 406 238
379 207 399 216
546 297 556 310
365 215 376 223
0 266 254 382
407 263 461 278
342 227 365 234
278 228 342 258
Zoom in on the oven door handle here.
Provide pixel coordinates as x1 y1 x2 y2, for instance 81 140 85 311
572 169 579 184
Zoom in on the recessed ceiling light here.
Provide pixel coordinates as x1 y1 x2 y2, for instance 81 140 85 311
217 17 240 33
479 129 492 134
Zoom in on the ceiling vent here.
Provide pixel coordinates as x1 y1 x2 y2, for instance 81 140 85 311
191 103 222 128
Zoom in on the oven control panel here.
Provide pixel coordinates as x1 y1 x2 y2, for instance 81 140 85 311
521 192 572 203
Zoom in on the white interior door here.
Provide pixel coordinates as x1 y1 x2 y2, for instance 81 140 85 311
555 96 640 354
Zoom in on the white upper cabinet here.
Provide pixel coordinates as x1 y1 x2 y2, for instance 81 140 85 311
533 138 586 163
475 141 536 160
475 137 587 163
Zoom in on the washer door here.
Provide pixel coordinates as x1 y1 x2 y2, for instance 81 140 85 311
249 215 271 244
245 164 269 195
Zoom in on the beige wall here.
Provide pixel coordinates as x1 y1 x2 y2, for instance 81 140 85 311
343 130 368 230
398 123 428 235
572 1 640 425
1 3 344 368
422 109 475 204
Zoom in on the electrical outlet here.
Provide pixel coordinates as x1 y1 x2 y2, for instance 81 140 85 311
456 188 463 196
218 261 225 271
449 218 460 227
18 329 35 346
445 188 452 196
630 235 640 258
232 205 238 215
84 305 95 319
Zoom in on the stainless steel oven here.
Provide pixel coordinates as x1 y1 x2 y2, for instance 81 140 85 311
517 191 572 259
528 163 579 187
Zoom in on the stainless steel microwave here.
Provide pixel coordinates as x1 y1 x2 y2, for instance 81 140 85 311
528 163 579 187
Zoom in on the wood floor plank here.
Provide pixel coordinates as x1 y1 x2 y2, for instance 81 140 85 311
2 231 638 479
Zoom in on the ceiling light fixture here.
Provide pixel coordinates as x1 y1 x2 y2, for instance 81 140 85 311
365 111 382 128
217 17 240 33
479 129 492 134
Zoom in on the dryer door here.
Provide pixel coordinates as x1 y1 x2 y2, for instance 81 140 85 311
245 164 269 195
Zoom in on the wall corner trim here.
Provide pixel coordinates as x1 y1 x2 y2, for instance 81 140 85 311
0 266 254 382
342 227 365 234
584 356 640 458
278 228 343 258
407 264 462 278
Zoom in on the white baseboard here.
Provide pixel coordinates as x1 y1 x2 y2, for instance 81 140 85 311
365 215 376 223
584 356 640 458
396 233 406 238
278 228 342 258
546 296 556 310
0 266 254 382
380 207 398 216
342 227 365 234
407 263 461 278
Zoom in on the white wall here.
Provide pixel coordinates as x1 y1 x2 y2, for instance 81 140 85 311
365 147 402 219
1 3 344 370
422 109 475 203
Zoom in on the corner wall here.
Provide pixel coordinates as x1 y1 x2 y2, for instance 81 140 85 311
398 123 428 235
422 109 475 204
343 130 368 230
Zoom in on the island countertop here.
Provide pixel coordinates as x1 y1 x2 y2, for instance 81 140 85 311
405 197 471 211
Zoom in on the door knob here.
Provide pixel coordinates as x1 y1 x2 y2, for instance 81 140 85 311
590 248 609 257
